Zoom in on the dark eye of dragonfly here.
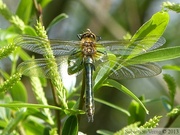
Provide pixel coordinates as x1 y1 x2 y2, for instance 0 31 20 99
78 29 96 41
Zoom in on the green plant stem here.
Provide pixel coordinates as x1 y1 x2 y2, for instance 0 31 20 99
78 70 86 122
50 82 61 134
165 115 179 128
17 123 26 135
33 0 43 23
35 22 67 135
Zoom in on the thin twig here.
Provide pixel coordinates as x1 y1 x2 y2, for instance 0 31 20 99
164 115 179 128
50 81 61 135
78 69 85 122
33 0 43 24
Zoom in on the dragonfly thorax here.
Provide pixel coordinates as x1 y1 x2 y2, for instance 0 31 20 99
78 29 99 58
81 41 97 56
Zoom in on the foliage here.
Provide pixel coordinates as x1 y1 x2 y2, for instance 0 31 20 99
0 0 180 135
112 116 161 135
163 1 180 13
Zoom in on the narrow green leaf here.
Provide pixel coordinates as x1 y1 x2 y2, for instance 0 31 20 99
0 102 83 115
46 13 68 32
24 26 37 36
1 108 27 135
132 11 169 40
163 65 180 71
128 99 146 125
102 79 149 114
94 53 117 91
127 46 180 65
62 115 78 135
0 102 62 110
0 94 12 120
96 129 114 135
95 98 130 116
17 48 31 60
39 0 52 8
26 108 53 123
23 119 48 135
0 29 17 41
163 74 176 108
126 11 169 59
0 120 7 128
16 0 33 24
161 96 171 111
10 81 27 102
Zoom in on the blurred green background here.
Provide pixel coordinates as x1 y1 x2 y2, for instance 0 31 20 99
1 0 180 134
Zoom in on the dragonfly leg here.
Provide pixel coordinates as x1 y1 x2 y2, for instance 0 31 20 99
97 50 107 55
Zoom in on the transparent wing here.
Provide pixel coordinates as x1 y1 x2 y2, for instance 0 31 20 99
17 57 80 79
94 59 161 81
109 62 161 80
14 35 80 56
98 36 166 55
14 35 165 57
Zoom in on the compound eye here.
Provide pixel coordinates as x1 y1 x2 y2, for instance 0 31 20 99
85 34 94 40
77 34 82 40
96 36 101 41
89 34 94 39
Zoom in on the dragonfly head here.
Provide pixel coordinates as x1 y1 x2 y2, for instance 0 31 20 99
77 29 96 41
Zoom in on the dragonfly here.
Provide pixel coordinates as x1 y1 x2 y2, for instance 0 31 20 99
14 29 166 122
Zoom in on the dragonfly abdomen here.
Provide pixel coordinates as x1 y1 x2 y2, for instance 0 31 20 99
84 57 95 122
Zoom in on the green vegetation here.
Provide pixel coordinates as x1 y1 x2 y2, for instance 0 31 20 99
0 0 180 135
